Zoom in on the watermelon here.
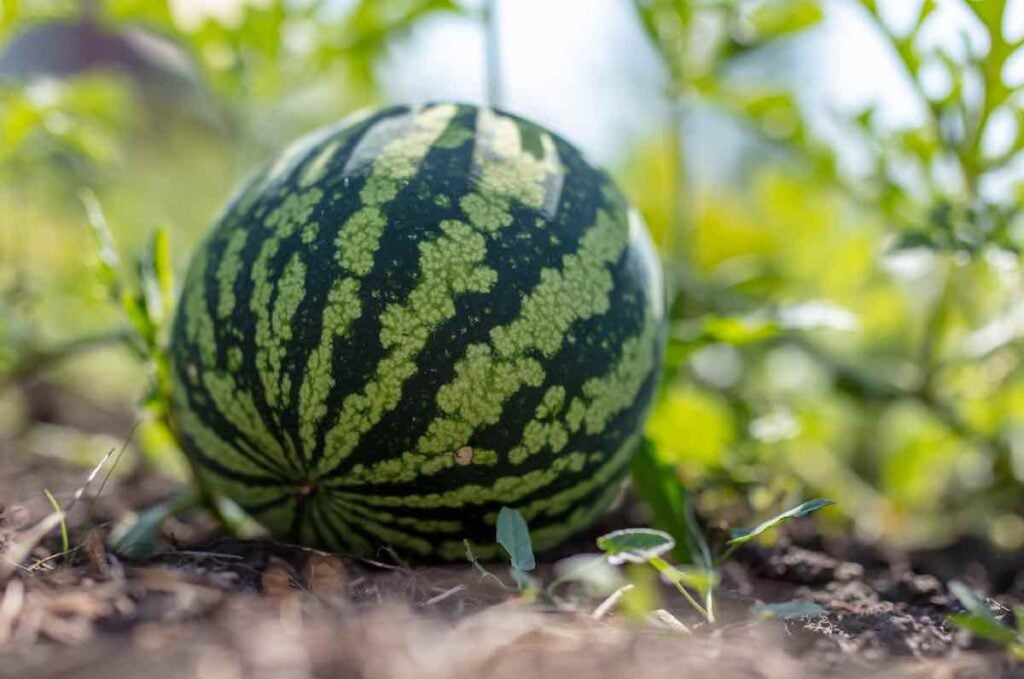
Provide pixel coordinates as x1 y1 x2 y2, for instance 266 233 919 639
169 102 665 560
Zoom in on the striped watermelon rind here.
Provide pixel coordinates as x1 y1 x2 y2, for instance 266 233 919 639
170 102 666 560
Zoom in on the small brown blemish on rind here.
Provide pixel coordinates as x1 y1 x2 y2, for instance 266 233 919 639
454 446 473 465
296 480 318 498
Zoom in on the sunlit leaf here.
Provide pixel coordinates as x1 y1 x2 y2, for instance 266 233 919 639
727 499 835 546
597 527 675 565
745 0 823 42
949 612 1018 645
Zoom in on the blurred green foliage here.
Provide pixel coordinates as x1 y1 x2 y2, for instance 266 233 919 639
628 0 1024 549
1 0 1023 552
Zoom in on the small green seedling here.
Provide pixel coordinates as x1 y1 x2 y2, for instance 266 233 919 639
83 193 246 539
496 506 537 590
478 492 831 626
112 490 201 559
83 189 175 404
627 437 835 623
597 527 717 621
463 507 539 593
948 581 1024 661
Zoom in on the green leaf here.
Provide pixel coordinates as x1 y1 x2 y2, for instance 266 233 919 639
752 600 827 619
727 499 835 546
949 581 1004 622
113 491 200 559
496 506 535 573
746 0 823 42
948 613 1018 645
81 188 123 302
700 314 780 345
81 190 153 352
597 528 675 565
140 227 174 333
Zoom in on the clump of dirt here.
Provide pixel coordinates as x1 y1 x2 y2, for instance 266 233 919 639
0 446 1022 678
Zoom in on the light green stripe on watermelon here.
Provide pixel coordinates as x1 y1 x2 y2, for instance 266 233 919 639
330 451 588 506
267 252 307 405
252 189 322 410
428 201 628 433
364 195 630 481
319 496 432 556
297 277 362 458
330 498 463 534
317 218 498 472
201 370 294 471
329 298 650 504
215 228 248 319
528 472 625 551
313 109 563 475
510 307 660 465
508 385 570 465
309 495 373 555
182 248 216 366
490 202 626 359
467 107 563 220
180 247 294 473
173 370 289 478
517 433 639 522
435 434 639 560
336 104 457 276
292 105 457 460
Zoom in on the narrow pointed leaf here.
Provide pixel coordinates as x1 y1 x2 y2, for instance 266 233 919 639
728 499 835 546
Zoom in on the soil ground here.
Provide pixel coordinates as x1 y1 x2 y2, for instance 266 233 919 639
2 386 1023 678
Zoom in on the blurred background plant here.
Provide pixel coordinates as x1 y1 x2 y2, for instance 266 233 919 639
1 0 1022 554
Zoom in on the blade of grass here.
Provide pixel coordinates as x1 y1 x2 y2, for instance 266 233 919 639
42 489 69 558
630 439 695 563
718 498 835 564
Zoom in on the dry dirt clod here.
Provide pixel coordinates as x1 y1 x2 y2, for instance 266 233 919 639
262 557 297 597
304 554 348 598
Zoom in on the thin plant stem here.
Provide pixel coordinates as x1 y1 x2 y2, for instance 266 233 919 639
482 0 502 108
649 556 710 621
666 95 692 272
